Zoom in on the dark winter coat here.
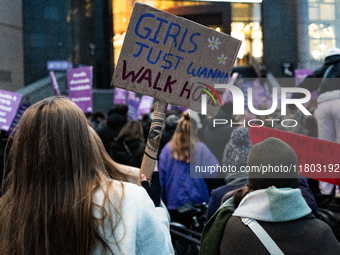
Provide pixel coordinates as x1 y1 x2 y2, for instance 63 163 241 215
198 109 234 164
96 114 127 153
220 214 340 255
297 54 340 96
110 139 145 168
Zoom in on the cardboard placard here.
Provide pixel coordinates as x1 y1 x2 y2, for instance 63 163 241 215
111 2 241 116
250 126 340 185
67 66 93 113
0 90 23 132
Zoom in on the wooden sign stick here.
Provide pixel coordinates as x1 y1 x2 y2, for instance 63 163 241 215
137 99 168 185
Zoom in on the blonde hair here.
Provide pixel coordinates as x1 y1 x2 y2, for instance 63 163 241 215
170 112 197 163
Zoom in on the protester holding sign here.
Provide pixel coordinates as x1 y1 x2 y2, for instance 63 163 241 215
0 96 174 255
111 2 241 181
295 48 340 197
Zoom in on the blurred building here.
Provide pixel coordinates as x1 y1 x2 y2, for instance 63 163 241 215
0 0 24 92
22 0 113 88
21 0 340 87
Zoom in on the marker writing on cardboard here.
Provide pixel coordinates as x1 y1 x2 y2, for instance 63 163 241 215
133 12 200 71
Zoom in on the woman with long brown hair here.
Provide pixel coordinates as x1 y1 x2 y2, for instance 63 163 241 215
0 96 173 255
110 120 145 168
158 111 219 223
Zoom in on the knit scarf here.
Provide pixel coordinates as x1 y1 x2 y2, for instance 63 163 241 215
233 186 311 222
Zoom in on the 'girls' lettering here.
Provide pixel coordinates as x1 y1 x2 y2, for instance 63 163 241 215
134 13 200 54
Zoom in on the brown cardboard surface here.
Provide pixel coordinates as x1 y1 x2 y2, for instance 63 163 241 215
111 2 241 116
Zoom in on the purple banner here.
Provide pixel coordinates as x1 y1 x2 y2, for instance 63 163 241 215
0 90 23 132
295 69 312 86
67 66 93 113
113 88 127 105
128 98 141 120
49 71 60 95
167 104 172 110
6 102 31 136
136 95 154 119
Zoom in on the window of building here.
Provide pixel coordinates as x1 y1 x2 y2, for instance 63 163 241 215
231 3 262 66
112 1 262 67
308 0 336 61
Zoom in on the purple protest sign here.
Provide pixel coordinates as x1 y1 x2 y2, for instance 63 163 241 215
6 102 31 136
222 72 239 104
0 90 23 132
67 66 93 113
295 69 312 86
47 60 73 71
251 79 266 109
136 95 154 119
176 106 188 112
49 71 60 95
265 95 282 110
241 81 254 110
128 98 141 120
113 87 127 105
128 91 136 100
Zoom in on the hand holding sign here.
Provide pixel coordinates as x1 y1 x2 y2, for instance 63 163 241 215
111 2 241 182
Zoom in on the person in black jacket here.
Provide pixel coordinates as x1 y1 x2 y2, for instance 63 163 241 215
110 120 145 168
96 105 128 153
295 48 340 197
198 102 234 165
198 102 235 190
295 47 340 143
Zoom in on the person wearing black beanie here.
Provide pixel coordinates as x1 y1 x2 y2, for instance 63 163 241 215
200 137 340 255
246 137 300 190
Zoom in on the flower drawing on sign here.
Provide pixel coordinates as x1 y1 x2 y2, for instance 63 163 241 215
217 54 227 65
208 36 221 50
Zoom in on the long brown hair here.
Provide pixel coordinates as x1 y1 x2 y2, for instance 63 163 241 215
0 96 128 255
170 112 197 163
116 120 145 142
89 126 135 182
219 185 254 209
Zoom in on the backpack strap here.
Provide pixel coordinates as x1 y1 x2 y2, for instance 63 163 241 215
122 141 138 166
241 217 285 255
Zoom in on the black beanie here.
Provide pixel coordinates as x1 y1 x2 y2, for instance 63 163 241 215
247 137 299 189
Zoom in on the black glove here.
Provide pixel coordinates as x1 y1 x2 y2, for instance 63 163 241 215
141 171 161 207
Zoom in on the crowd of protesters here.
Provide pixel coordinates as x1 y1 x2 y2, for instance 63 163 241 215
0 49 340 254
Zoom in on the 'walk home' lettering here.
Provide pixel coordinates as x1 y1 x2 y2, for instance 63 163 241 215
122 60 175 93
